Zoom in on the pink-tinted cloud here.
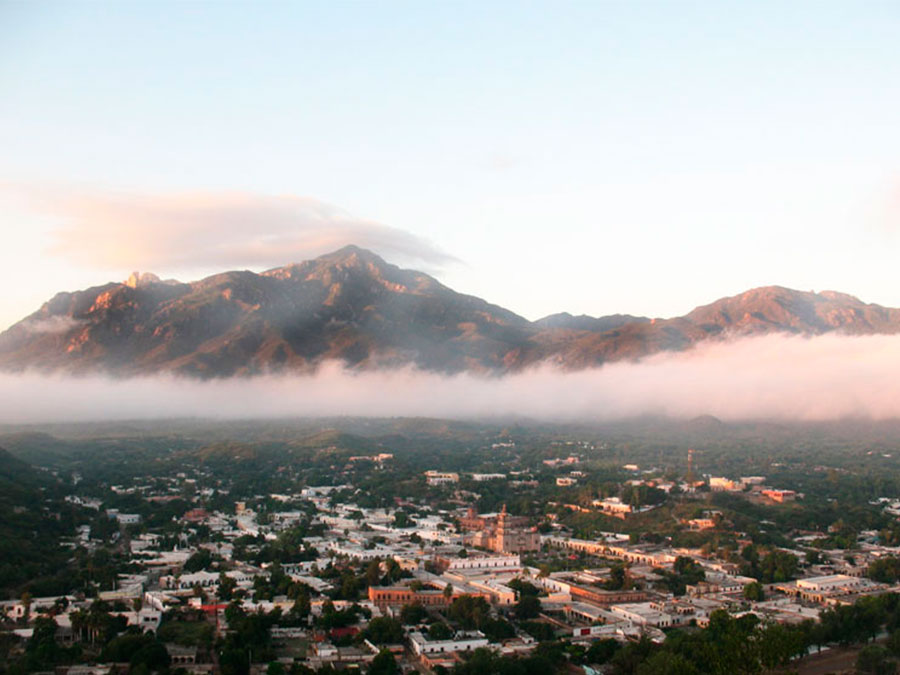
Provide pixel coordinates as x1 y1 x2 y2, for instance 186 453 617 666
5 184 455 273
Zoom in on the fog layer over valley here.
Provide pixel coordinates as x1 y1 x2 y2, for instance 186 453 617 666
0 332 897 423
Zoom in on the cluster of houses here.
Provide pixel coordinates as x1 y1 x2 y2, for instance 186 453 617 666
9 462 900 675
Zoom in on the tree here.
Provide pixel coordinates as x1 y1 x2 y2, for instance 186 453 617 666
673 557 705 582
856 644 896 675
610 637 658 675
53 596 70 615
369 648 399 675
869 557 900 584
522 621 555 642
364 617 404 645
757 551 799 583
661 557 705 596
383 558 404 584
70 609 87 643
586 638 620 664
290 589 311 620
365 559 383 587
129 640 171 671
400 603 427 625
25 617 62 670
428 622 453 640
20 591 32 622
515 595 541 620
448 596 490 630
184 548 213 573
604 564 628 590
636 651 700 675
219 572 238 601
507 578 540 597
743 582 765 602
83 601 126 646
480 618 515 643
806 549 826 565
102 633 154 663
758 622 805 669
392 512 414 529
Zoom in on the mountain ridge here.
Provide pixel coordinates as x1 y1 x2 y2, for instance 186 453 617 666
1 246 898 378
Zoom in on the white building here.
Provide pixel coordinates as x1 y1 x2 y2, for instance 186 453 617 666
609 602 674 628
106 510 142 525
796 574 864 592
409 631 489 656
425 471 460 485
709 477 741 492
447 555 521 572
161 570 221 591
593 498 633 516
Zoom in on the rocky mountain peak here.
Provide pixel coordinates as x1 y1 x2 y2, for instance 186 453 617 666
2 247 900 378
124 271 161 288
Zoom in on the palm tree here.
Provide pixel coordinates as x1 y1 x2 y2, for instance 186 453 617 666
20 592 32 622
86 601 109 645
70 608 87 643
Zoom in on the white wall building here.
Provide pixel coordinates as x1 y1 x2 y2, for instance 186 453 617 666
425 471 460 485
609 603 674 628
447 555 521 572
409 631 489 656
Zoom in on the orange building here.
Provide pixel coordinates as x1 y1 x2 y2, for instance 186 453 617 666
569 586 648 607
368 585 491 608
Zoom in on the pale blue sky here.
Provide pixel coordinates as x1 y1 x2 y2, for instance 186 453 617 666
1 1 899 330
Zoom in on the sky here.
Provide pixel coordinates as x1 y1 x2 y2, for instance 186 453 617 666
1 1 899 332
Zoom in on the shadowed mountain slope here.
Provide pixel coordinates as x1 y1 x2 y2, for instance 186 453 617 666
2 247 899 377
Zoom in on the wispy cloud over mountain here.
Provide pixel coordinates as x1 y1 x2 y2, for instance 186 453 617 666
5 183 455 273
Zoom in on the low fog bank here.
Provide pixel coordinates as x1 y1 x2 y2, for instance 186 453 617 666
1 333 898 424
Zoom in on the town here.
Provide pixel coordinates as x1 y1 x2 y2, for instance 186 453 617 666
5 417 900 674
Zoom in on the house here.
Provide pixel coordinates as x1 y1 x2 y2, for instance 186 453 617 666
762 489 797 503
593 498 633 518
709 477 741 492
425 471 460 485
368 582 491 608
409 630 489 656
609 602 674 628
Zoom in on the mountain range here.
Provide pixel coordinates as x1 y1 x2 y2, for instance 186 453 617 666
1 245 899 378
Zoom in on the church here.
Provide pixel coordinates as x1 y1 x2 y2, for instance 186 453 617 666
463 505 541 554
